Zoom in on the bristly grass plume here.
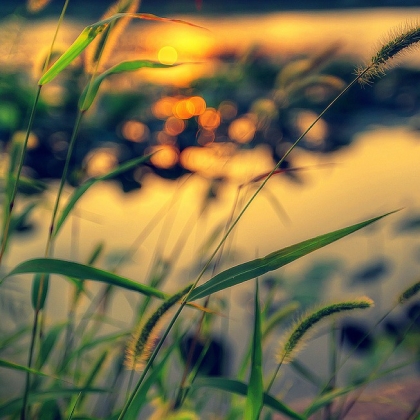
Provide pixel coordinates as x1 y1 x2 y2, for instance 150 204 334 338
358 21 420 84
399 280 420 304
125 284 193 371
277 297 374 365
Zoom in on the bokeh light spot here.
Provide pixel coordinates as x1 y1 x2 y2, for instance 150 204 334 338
85 149 118 177
219 101 237 121
152 97 177 119
158 46 178 65
198 108 221 130
148 145 179 168
164 116 185 136
197 129 215 146
228 116 256 144
121 120 149 142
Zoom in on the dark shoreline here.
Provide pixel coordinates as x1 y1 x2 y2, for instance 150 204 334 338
2 1 420 20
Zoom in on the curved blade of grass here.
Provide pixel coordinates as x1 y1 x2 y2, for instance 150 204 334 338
245 281 263 420
53 154 152 236
0 388 108 416
39 13 202 85
0 359 51 379
3 258 167 300
36 323 66 370
79 60 176 111
31 273 49 311
188 211 398 301
193 377 305 420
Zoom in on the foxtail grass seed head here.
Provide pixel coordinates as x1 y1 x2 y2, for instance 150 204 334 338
125 284 193 371
277 297 374 364
359 21 420 84
399 281 420 303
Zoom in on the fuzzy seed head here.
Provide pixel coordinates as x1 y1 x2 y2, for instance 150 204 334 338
125 284 193 371
399 281 420 304
277 297 374 364
359 21 420 85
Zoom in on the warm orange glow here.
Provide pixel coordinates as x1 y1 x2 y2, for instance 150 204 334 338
219 101 238 121
198 108 221 130
197 129 215 146
189 96 206 115
152 97 177 119
85 149 118 177
164 116 185 136
148 145 179 168
173 98 194 120
228 116 256 144
12 131 38 149
180 143 236 176
121 120 149 142
158 45 178 65
295 110 328 147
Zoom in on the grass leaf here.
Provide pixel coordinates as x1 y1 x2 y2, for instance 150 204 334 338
193 377 305 420
188 211 398 301
31 273 49 311
0 388 108 416
3 258 167 300
53 154 152 236
79 60 176 111
39 13 202 85
0 359 51 379
245 281 263 420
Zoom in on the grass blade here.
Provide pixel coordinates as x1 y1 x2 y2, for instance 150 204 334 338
79 60 176 111
188 211 398 301
245 281 263 420
53 154 152 236
0 359 51 379
193 377 305 420
0 388 108 416
39 13 202 85
3 258 167 300
31 273 49 311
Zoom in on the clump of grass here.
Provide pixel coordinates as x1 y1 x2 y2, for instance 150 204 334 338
125 284 193 371
277 297 374 365
358 21 420 84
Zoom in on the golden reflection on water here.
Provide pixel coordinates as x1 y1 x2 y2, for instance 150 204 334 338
3 8 420 86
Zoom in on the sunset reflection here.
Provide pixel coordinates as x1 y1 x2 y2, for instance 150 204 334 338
148 144 179 168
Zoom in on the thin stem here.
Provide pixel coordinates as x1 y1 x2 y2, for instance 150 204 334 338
0 86 41 266
119 67 371 419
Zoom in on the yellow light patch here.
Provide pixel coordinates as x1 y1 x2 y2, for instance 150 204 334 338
158 46 178 65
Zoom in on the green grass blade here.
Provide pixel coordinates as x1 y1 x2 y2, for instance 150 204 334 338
0 388 108 416
79 60 176 111
39 13 201 85
3 258 167 300
193 378 305 420
53 154 152 236
38 26 101 85
76 350 109 407
36 323 66 370
31 273 49 311
245 281 264 420
124 345 175 418
188 211 398 301
0 359 51 379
